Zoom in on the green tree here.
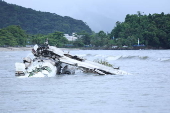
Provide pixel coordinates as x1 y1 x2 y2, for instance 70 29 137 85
110 12 170 48
0 25 27 46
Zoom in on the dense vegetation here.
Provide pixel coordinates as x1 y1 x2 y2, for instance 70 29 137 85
74 12 170 49
0 25 69 47
30 31 69 47
0 0 170 49
0 25 27 46
110 12 170 49
1 12 170 49
0 1 92 35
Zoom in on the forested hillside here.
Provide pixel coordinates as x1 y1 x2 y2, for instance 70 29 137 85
0 1 92 34
1 0 170 49
110 12 170 48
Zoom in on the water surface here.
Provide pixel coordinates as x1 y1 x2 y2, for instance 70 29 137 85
0 50 170 113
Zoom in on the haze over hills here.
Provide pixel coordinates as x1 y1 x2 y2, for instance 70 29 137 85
0 1 92 34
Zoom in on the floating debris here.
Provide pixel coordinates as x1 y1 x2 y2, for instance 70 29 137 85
15 43 129 77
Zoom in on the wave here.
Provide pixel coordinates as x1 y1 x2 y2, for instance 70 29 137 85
120 55 137 59
74 53 94 58
106 56 122 60
79 53 170 63
157 58 170 62
106 55 149 61
75 54 87 57
138 56 149 60
76 53 150 61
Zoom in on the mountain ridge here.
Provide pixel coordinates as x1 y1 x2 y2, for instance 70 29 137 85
0 0 92 34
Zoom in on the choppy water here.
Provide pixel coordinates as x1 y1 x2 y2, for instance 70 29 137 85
0 50 170 113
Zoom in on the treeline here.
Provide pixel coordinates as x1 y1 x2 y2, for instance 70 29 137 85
110 12 170 49
0 25 68 47
1 12 170 49
0 25 111 48
74 12 170 49
0 1 92 35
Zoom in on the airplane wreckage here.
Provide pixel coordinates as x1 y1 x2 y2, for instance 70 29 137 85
15 43 129 77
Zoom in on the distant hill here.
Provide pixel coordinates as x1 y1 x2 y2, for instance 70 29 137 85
0 1 92 34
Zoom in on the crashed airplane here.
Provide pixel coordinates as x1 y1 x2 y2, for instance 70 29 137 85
15 43 129 77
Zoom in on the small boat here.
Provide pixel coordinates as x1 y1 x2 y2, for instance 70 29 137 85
15 43 129 77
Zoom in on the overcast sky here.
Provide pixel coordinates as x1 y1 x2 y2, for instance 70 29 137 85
4 0 170 32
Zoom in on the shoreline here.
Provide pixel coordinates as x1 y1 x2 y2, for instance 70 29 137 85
0 47 32 51
0 47 79 51
0 47 169 52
